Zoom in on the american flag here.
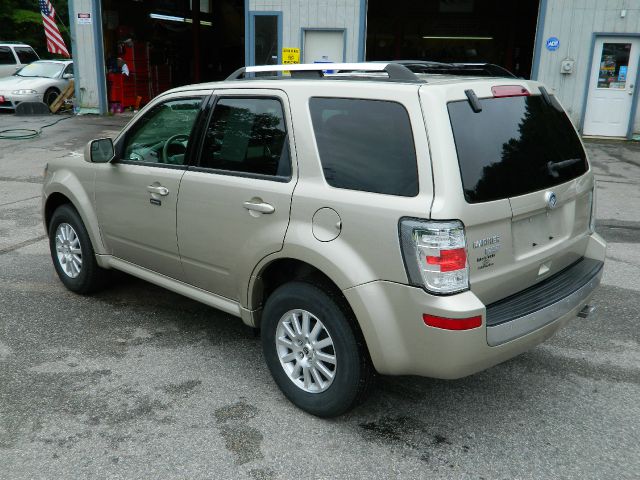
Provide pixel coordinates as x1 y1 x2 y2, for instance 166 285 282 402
39 0 70 58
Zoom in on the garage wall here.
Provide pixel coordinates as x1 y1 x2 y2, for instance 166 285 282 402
248 0 364 63
533 0 640 134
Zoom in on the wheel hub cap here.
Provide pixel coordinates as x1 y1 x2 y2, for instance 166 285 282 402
275 309 337 394
54 223 83 279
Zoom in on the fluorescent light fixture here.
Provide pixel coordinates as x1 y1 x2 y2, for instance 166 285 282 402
422 36 493 40
149 13 212 26
150 13 184 22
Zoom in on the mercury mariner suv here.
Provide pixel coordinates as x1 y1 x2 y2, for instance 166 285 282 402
42 62 606 417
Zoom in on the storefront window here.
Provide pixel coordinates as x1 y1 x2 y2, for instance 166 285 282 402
597 42 631 89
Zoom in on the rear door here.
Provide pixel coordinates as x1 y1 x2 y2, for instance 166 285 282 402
423 84 593 304
176 89 296 301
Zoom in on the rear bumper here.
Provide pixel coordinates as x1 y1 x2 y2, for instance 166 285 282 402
486 258 603 346
343 233 606 378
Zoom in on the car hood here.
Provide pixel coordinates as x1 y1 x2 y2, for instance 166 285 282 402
0 76 55 92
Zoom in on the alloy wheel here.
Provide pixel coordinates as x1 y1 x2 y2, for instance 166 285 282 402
275 309 337 393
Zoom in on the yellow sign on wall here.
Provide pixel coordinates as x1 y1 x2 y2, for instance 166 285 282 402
282 48 300 65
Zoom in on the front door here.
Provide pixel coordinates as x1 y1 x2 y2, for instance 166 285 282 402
583 36 640 137
94 94 207 280
177 90 296 301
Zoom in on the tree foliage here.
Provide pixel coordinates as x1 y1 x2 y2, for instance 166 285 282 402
0 0 70 59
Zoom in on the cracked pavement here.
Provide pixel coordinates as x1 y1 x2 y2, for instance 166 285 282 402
0 112 639 479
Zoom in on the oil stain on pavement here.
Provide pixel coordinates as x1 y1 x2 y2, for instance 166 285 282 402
214 399 264 466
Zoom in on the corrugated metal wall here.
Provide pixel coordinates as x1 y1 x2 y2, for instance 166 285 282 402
535 0 640 134
248 0 363 62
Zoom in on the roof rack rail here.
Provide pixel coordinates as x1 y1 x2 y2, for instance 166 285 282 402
395 60 517 78
225 62 419 82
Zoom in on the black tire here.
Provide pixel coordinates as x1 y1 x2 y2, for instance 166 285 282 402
48 204 107 294
261 281 374 417
43 88 60 106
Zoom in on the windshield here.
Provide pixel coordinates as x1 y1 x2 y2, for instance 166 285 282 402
15 62 64 78
448 95 588 203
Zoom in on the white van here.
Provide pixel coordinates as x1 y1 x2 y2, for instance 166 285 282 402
0 42 40 78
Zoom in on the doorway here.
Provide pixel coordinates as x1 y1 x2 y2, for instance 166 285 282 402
248 12 282 66
365 0 540 79
583 36 640 137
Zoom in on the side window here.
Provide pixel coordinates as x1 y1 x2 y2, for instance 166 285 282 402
309 98 419 197
199 97 291 179
14 47 39 64
121 97 203 166
63 63 73 76
0 47 15 65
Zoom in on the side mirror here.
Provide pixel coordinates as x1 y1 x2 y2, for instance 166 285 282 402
85 138 115 163
62 73 74 79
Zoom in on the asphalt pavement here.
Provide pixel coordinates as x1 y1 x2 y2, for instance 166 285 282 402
0 112 639 479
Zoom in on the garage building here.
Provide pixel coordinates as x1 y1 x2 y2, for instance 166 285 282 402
70 0 640 139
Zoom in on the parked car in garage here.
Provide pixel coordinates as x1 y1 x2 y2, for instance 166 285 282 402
0 42 40 78
0 59 73 110
42 62 605 417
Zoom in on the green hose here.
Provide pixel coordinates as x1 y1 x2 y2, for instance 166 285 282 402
0 115 73 140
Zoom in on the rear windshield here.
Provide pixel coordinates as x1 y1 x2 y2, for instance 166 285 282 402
448 95 588 203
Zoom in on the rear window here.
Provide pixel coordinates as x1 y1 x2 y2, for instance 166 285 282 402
310 98 418 197
448 95 588 203
14 47 39 64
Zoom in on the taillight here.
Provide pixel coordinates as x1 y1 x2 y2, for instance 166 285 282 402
491 85 530 98
399 219 469 294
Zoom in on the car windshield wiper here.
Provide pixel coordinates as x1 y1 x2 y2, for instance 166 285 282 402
547 158 582 178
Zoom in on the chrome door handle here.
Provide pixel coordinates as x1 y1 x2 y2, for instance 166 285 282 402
147 185 169 196
243 200 275 214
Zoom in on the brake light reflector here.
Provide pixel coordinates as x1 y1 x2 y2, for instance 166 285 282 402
491 85 530 98
423 314 482 330
399 219 469 294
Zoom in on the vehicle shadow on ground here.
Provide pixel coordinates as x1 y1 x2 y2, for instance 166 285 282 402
88 271 556 461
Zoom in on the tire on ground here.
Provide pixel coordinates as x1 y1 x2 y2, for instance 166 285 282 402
43 88 60 106
261 281 374 417
48 204 107 294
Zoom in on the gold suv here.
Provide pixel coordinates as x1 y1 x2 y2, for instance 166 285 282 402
42 63 606 417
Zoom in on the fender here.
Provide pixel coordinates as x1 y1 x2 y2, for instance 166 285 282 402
43 166 108 256
244 227 379 311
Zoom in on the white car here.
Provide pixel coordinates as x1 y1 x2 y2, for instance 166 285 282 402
0 42 39 78
0 60 73 110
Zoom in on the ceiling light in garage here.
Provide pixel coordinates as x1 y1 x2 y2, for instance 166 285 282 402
149 13 212 26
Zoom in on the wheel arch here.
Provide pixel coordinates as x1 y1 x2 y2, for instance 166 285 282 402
43 176 107 255
248 256 373 357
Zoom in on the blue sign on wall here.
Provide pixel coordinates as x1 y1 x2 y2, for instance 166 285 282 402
546 37 560 51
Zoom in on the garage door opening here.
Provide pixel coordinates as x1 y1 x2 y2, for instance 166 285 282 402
366 0 540 79
101 0 244 108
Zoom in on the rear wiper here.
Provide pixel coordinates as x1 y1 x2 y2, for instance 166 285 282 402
547 158 582 177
